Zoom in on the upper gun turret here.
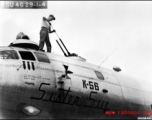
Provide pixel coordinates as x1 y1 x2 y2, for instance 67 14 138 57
9 39 39 50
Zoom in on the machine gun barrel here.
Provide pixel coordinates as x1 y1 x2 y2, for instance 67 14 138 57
59 38 71 56
51 24 78 57
56 40 68 57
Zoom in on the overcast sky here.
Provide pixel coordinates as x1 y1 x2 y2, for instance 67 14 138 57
0 1 152 86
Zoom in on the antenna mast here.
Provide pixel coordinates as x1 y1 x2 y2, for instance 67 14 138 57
99 47 118 66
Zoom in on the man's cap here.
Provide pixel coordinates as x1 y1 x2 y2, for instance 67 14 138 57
49 14 55 20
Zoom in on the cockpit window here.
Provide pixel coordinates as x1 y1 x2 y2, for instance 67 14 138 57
94 71 104 80
0 50 19 60
34 52 50 63
19 51 35 61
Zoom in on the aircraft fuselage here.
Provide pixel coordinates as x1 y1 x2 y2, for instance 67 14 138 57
0 46 151 119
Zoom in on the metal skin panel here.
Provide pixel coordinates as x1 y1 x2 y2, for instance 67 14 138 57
68 64 109 119
112 71 150 118
0 46 152 119
47 53 113 75
0 46 14 50
143 92 152 110
46 53 68 65
16 49 40 118
0 47 56 119
25 62 55 118
49 60 89 119
50 75 90 119
113 71 150 105
86 80 109 119
22 52 56 119
68 65 97 80
112 72 140 90
102 73 120 85
106 83 124 119
0 54 22 118
119 87 146 118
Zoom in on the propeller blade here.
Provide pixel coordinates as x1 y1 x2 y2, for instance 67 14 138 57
67 71 73 74
63 65 68 72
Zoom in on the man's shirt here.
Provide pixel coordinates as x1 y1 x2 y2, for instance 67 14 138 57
41 19 50 29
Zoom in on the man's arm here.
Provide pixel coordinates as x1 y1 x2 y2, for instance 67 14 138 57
49 27 56 33
43 17 56 33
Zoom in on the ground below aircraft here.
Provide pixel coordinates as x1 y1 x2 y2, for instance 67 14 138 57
0 38 151 119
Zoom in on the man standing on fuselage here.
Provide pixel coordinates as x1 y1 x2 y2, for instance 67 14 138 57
39 14 56 52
